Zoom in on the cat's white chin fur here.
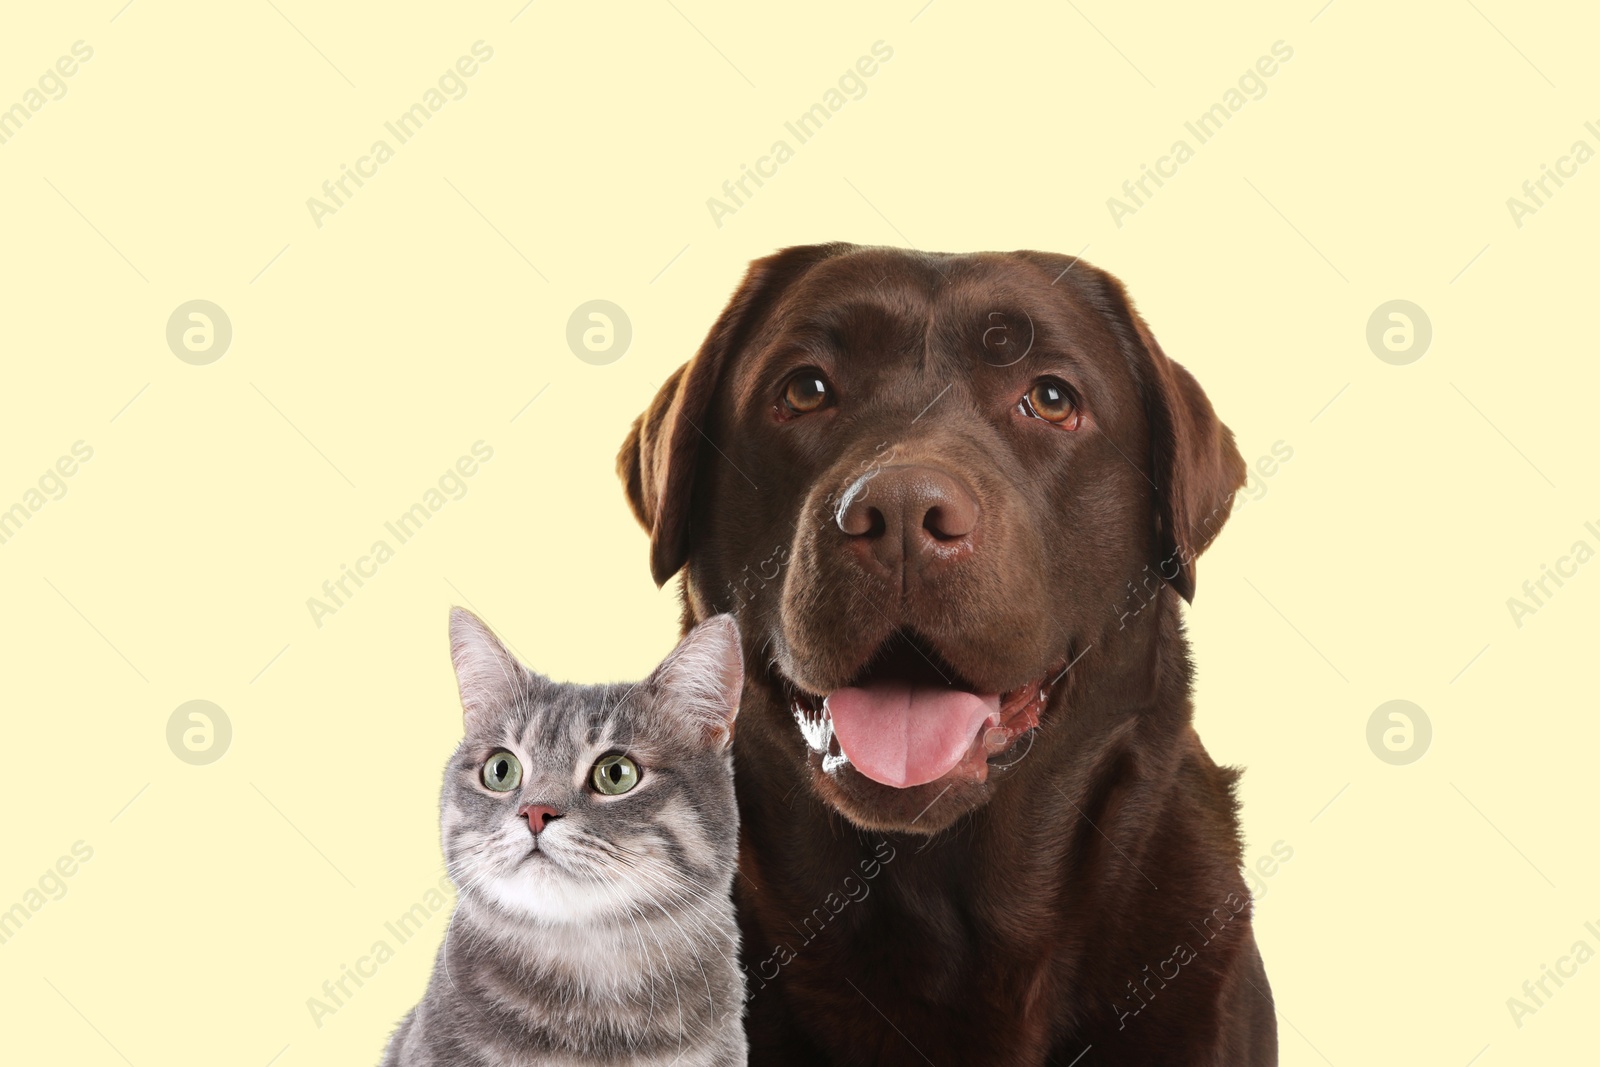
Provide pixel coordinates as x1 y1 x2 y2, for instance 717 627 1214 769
475 856 651 924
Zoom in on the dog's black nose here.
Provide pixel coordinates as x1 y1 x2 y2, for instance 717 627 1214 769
835 465 979 569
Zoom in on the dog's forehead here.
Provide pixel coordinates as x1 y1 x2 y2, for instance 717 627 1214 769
738 248 1125 385
781 249 1087 315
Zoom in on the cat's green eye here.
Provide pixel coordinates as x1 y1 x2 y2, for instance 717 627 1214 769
591 754 639 796
483 751 522 792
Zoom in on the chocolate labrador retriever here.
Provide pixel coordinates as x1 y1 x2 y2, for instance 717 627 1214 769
617 243 1276 1065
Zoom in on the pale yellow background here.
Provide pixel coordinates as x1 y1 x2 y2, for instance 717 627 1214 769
2 1 1596 1064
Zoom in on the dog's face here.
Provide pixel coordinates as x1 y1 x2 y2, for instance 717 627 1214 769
620 244 1244 833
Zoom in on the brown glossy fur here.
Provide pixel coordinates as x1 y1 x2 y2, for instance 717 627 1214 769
618 244 1276 1065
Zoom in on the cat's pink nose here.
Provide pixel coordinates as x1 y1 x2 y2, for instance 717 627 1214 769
519 804 562 834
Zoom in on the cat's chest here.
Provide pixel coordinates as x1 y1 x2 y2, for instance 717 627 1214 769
430 908 741 1064
464 913 696 995
452 903 741 1027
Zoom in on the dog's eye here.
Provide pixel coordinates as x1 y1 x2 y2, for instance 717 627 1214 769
782 370 831 415
1020 379 1082 428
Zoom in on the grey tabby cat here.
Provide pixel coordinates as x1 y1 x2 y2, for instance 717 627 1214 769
381 608 747 1066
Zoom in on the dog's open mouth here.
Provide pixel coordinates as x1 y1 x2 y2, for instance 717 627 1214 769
787 630 1056 789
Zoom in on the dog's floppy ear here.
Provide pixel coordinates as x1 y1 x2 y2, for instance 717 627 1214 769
1062 261 1246 603
617 244 844 587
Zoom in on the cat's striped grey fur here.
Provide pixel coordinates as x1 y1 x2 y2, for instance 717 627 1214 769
382 609 747 1066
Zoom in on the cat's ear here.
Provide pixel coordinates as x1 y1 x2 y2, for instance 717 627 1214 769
449 607 525 733
649 615 743 750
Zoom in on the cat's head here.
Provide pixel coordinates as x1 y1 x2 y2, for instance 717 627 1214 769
440 608 743 925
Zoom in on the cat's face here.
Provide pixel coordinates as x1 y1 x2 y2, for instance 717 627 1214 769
440 610 743 925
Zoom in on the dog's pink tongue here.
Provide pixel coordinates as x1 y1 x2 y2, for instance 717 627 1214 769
826 682 1001 788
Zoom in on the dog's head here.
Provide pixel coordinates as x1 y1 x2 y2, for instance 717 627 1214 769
619 244 1244 833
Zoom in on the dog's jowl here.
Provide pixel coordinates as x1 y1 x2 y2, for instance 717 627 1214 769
619 243 1277 1065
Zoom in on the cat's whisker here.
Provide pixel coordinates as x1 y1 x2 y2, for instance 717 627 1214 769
594 877 669 1032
